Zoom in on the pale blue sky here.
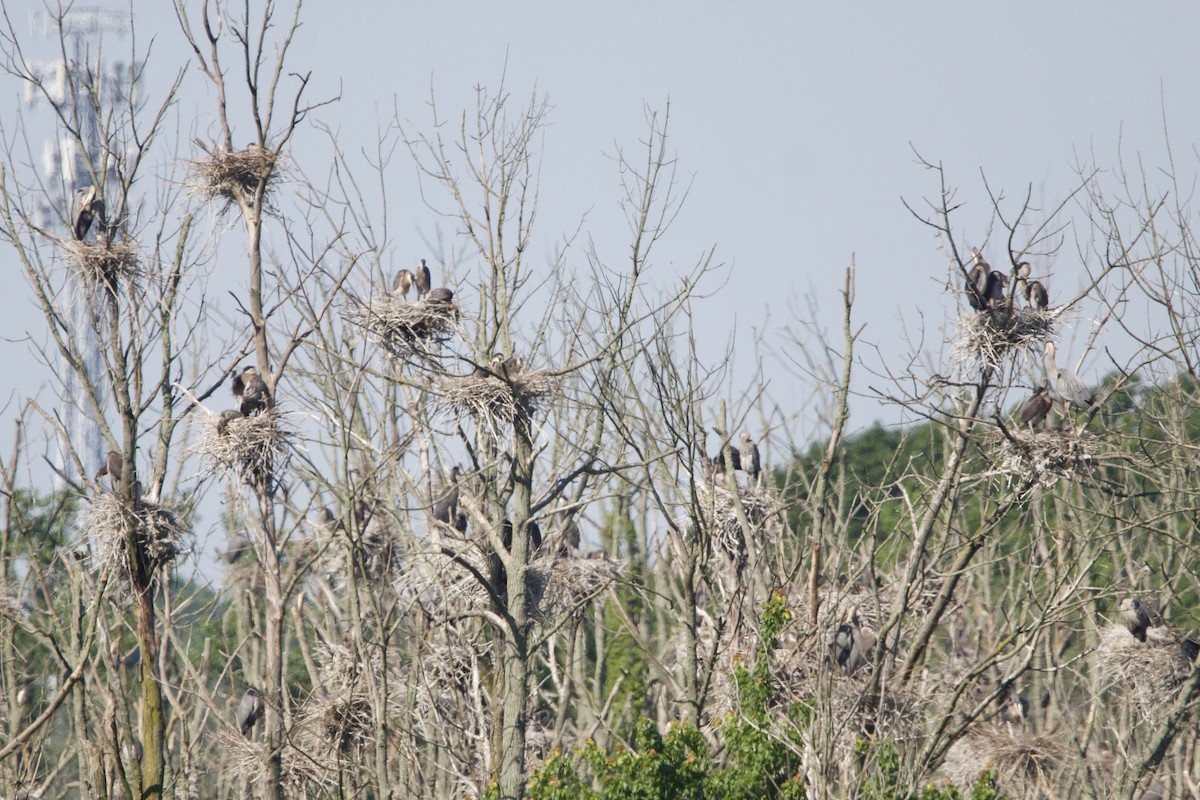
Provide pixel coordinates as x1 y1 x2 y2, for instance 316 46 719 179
4 1 1200 475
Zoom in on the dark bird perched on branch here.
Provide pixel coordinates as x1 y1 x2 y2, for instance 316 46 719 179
453 511 469 534
710 445 741 475
983 269 1009 309
426 287 454 304
965 250 989 311
96 450 122 486
414 258 431 299
1043 342 1094 417
231 366 271 416
432 466 461 524
1119 597 1151 642
1016 262 1048 310
393 268 414 299
829 611 876 676
1018 382 1053 430
73 185 104 241
739 431 761 481
236 687 264 736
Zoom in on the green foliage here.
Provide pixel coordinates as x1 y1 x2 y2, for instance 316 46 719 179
856 740 1006 800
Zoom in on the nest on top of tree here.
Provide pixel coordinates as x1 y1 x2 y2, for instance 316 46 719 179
345 295 459 357
196 407 288 484
990 425 1097 487
190 141 280 206
437 367 555 427
952 305 1062 371
941 723 1070 798
1094 623 1192 723
62 238 139 293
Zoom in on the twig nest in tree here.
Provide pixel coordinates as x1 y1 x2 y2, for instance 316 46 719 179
344 295 459 356
196 408 288 483
313 513 401 587
437 369 555 426
692 481 771 560
190 142 280 205
941 723 1068 798
1094 624 1190 722
952 306 1063 370
219 725 335 798
62 239 139 292
532 551 622 621
991 427 1096 486
87 491 189 579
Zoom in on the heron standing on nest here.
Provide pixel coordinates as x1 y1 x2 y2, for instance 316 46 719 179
415 258 431 299
232 366 271 416
1043 342 1094 423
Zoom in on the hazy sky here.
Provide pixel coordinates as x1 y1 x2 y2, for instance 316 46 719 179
4 1 1200 475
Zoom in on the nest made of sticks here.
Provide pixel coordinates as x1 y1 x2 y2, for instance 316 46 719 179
221 728 336 798
345 296 459 357
437 370 556 427
62 238 140 292
953 306 1062 370
692 481 772 560
991 426 1097 486
941 723 1070 798
88 492 189 578
190 143 280 205
196 409 288 482
534 551 623 620
1094 624 1190 722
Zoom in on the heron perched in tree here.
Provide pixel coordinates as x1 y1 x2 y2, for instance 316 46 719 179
237 687 264 736
432 466 461 524
965 250 990 311
1119 597 1151 642
710 445 742 476
216 409 243 435
96 450 122 486
453 511 469 534
231 366 271 416
414 258 431 299
426 286 454 304
830 611 876 676
1015 262 1048 311
393 268 415 299
221 531 250 564
73 185 104 241
739 431 761 481
1018 382 1053 430
1043 342 1094 418
982 269 1009 310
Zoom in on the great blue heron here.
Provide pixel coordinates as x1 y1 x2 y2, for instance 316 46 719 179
1018 382 1053 430
830 613 876 676
237 687 263 736
221 531 250 564
73 185 104 241
393 268 415 299
432 466 461 524
453 510 469 534
415 258 431 299
1043 342 1094 418
710 445 742 475
1016 262 1048 310
96 450 122 485
739 431 761 481
232 366 271 416
965 250 989 311
216 409 243 435
1119 597 1151 642
982 269 1009 309
426 287 454 304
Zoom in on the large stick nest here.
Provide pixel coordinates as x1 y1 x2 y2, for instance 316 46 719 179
195 409 288 483
990 426 1097 486
952 306 1062 370
941 723 1070 798
62 239 139 292
311 514 402 587
190 143 280 205
437 369 556 426
87 492 189 579
691 481 773 560
344 296 459 356
1094 624 1190 722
